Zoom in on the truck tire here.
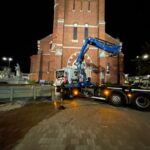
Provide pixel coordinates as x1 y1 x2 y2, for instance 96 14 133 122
134 95 150 110
109 92 124 106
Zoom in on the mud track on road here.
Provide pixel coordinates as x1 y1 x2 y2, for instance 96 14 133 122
0 101 61 150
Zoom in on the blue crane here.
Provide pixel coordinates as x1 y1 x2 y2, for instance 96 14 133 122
75 37 122 87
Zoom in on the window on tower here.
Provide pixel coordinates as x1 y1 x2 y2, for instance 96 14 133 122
84 24 89 39
80 1 83 11
73 0 75 10
106 63 110 74
88 0 91 11
73 24 78 40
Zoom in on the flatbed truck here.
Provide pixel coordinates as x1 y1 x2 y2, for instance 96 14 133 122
55 37 150 110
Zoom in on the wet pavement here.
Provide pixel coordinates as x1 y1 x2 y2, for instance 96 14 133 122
14 98 150 150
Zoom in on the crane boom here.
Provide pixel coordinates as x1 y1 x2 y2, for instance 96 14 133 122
75 37 122 86
76 37 121 65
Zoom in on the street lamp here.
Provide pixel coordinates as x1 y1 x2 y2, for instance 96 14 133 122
142 54 149 60
2 57 13 67
135 54 149 75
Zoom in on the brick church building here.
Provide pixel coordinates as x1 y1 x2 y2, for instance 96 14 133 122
29 0 124 84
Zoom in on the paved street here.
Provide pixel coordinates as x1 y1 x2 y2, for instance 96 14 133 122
14 98 150 150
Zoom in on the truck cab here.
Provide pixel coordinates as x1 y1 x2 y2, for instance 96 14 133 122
55 67 78 87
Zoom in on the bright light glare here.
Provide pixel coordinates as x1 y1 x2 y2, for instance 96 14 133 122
8 57 13 61
103 89 110 96
2 57 7 61
127 93 132 98
73 89 79 96
142 54 149 60
2 57 13 61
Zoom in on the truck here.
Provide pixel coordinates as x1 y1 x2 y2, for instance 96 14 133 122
55 37 150 110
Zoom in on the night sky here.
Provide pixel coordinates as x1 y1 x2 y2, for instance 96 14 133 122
0 0 150 75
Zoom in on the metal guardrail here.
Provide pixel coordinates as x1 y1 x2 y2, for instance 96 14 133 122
0 85 55 102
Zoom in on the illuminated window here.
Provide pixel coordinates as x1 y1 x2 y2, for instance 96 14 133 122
84 24 88 39
106 63 110 74
73 24 78 40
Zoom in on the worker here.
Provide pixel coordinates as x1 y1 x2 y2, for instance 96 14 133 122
58 81 66 110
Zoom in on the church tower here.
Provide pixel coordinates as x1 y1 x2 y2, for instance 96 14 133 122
30 0 124 84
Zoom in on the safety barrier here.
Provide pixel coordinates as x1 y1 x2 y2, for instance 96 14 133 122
0 85 55 102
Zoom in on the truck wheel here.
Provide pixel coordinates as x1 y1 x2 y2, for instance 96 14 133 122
109 93 124 106
134 95 150 110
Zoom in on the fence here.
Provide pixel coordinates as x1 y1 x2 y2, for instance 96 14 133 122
0 85 55 102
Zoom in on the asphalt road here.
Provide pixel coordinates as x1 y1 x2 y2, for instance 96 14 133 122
13 98 150 150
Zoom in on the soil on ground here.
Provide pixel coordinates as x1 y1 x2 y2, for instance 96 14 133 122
0 100 64 150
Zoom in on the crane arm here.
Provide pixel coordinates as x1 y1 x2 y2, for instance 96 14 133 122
76 37 121 64
75 37 122 86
